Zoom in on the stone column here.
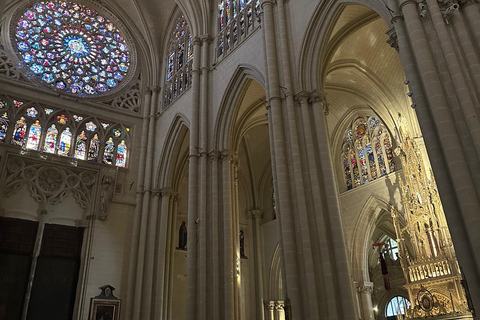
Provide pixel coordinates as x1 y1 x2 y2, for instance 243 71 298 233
310 93 357 318
251 210 266 320
209 150 221 320
275 301 285 320
198 35 210 320
141 187 161 319
126 87 152 319
356 282 374 319
221 150 236 319
461 1 480 53
153 188 174 319
451 8 480 95
186 37 202 319
261 1 303 317
266 301 275 320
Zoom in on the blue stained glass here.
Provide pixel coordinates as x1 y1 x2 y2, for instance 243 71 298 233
23 53 34 63
18 42 29 51
96 83 107 92
113 72 123 81
106 79 115 87
70 84 81 93
30 64 43 73
14 0 132 96
42 73 54 83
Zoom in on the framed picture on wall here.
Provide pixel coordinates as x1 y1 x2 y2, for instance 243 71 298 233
89 285 121 320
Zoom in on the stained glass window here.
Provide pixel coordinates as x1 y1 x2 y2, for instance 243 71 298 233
12 117 27 146
58 127 72 156
116 140 127 167
164 13 192 107
1 95 129 167
103 137 115 164
26 120 42 150
341 115 396 190
0 112 9 143
13 0 133 96
88 133 100 161
217 0 261 59
44 124 58 153
74 130 87 160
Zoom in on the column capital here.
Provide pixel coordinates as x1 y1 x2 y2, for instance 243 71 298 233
275 301 285 310
160 187 176 198
386 27 399 52
145 86 161 94
208 150 221 162
192 36 203 46
294 90 311 104
199 34 213 44
356 281 374 294
152 188 162 198
221 150 237 162
247 210 263 219
310 91 330 116
265 301 276 311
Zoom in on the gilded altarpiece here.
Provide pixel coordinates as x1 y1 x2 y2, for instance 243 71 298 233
392 135 473 319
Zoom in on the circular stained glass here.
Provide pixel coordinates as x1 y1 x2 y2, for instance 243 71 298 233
12 0 134 96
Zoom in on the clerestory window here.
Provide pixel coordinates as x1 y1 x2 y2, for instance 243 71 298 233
163 14 193 108
341 116 396 190
217 0 261 59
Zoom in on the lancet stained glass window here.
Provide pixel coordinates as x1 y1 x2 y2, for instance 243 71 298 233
164 14 192 108
1 95 130 167
13 0 133 96
341 115 396 190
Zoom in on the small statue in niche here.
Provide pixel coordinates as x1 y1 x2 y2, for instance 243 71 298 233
177 221 187 250
240 230 247 259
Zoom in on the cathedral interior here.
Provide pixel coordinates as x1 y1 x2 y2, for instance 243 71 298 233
0 0 480 319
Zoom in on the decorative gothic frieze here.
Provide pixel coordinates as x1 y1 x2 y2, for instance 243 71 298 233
1 154 98 208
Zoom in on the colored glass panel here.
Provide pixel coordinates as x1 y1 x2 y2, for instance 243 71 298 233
116 140 127 167
0 99 7 109
343 152 352 190
350 148 360 186
87 133 100 161
14 0 132 95
376 137 387 176
44 124 58 153
26 107 38 118
0 112 9 143
12 117 27 146
26 120 42 150
103 137 115 165
57 114 68 125
86 121 97 131
365 136 377 180
356 140 368 184
384 136 396 172
74 131 87 160
45 108 54 115
112 128 122 137
58 127 72 156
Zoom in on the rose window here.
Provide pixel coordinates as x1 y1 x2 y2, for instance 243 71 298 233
13 1 134 96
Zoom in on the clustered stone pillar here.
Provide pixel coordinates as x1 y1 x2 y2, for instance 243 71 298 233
389 0 480 311
261 0 357 318
126 86 159 320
